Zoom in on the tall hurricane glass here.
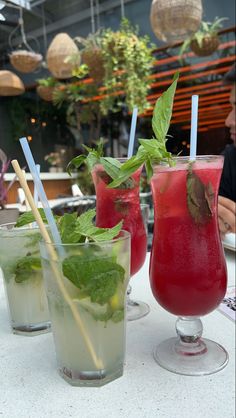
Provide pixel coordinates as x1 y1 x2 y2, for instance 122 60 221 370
92 160 149 321
149 155 228 375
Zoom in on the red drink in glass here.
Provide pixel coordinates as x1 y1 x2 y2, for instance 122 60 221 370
150 156 227 317
92 164 147 276
149 156 228 375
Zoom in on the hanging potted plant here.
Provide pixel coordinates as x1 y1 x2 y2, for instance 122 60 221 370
74 31 105 84
0 149 19 223
36 77 59 102
100 18 155 115
180 17 228 57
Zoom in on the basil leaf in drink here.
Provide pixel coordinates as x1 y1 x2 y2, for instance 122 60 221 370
187 166 214 224
152 72 179 143
62 256 125 305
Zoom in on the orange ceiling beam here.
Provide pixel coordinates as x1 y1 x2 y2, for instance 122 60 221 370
152 40 236 67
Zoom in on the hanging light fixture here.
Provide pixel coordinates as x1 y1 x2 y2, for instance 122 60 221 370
150 0 203 43
0 70 25 96
46 33 79 79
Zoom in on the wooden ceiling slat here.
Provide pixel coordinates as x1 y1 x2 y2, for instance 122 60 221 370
150 55 236 81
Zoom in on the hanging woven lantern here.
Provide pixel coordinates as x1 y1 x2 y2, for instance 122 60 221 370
150 0 203 43
46 33 79 79
0 70 25 96
9 50 42 73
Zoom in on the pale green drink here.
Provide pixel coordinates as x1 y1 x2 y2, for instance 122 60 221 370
40 230 130 387
0 223 50 335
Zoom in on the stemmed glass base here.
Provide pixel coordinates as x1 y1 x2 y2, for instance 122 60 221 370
153 316 229 376
126 285 150 321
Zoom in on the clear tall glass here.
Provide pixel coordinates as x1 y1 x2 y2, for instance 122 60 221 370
0 223 50 336
39 230 130 387
149 156 228 375
92 160 150 321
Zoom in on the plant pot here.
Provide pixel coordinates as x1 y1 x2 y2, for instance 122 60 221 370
190 35 220 56
82 48 105 83
0 208 19 225
37 85 54 101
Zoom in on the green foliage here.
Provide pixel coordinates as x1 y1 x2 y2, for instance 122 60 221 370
62 256 125 305
15 208 125 323
16 208 122 244
14 256 41 283
37 77 58 87
67 73 178 189
100 18 155 115
108 73 179 188
39 18 155 139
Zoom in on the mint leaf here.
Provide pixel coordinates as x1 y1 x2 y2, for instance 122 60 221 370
14 256 41 283
62 256 125 305
75 209 123 241
57 212 83 243
67 155 86 175
15 208 47 227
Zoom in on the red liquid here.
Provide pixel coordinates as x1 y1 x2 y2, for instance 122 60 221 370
149 157 227 317
92 165 147 276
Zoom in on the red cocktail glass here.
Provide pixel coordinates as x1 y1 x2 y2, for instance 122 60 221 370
149 155 228 375
92 160 149 321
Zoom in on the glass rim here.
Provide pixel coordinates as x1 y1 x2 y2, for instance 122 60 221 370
40 229 131 248
152 155 224 168
0 222 40 231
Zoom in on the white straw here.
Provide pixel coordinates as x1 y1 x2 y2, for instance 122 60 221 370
19 137 62 245
189 95 199 160
34 164 40 206
127 107 138 158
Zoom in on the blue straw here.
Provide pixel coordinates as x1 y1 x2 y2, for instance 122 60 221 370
19 137 62 245
190 95 199 160
34 164 40 206
127 107 138 158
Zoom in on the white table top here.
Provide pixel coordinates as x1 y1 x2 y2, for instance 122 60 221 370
0 251 235 418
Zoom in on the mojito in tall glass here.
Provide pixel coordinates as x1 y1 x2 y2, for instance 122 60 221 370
0 223 50 336
39 230 130 387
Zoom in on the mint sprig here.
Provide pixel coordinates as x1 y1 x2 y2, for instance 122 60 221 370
16 208 123 244
108 72 179 188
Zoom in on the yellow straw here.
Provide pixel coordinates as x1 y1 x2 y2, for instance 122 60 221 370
11 159 104 370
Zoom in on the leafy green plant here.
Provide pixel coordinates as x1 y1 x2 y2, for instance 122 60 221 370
179 17 228 57
37 76 59 87
100 18 155 115
74 31 105 83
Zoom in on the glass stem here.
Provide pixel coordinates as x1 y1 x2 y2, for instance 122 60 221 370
175 317 207 356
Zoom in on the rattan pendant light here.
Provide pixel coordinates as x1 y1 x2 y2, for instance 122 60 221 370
150 0 203 43
0 70 25 96
46 33 79 79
